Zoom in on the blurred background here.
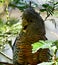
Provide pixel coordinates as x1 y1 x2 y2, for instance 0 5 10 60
0 0 58 65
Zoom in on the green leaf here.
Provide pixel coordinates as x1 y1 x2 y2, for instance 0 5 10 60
0 19 4 27
40 9 46 12
6 18 19 26
53 40 58 49
0 0 4 3
32 40 44 52
9 0 38 11
54 2 58 5
42 4 49 8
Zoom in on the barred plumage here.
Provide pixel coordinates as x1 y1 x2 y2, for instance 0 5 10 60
13 7 49 65
33 48 50 63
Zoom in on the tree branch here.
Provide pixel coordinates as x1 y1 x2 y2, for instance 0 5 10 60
0 51 12 61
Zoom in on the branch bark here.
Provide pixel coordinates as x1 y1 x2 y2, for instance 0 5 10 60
0 51 12 61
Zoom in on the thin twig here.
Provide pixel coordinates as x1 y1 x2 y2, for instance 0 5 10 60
0 51 12 61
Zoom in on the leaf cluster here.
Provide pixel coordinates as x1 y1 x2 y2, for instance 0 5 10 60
9 0 38 11
40 1 58 20
0 18 22 51
32 40 58 65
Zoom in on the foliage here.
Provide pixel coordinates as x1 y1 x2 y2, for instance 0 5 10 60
0 0 58 65
32 40 58 65
40 0 58 20
8 0 58 20
9 0 38 11
33 40 58 54
53 40 58 49
0 18 22 51
33 40 53 52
